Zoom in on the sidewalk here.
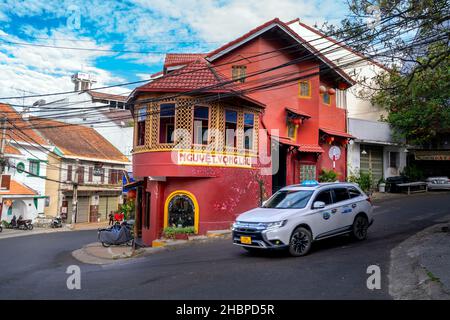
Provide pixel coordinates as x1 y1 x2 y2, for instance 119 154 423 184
389 221 450 299
0 226 71 240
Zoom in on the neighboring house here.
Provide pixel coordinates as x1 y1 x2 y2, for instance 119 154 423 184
129 18 356 246
0 103 52 217
32 72 134 161
29 117 130 223
289 19 407 183
0 175 39 222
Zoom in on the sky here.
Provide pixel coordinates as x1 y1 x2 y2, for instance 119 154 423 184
0 0 351 106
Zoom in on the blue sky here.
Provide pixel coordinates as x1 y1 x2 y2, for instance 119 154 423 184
0 0 350 104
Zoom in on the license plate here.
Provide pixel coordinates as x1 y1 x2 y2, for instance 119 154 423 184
240 236 252 244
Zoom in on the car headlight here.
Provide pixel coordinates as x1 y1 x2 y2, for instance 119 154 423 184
265 220 287 230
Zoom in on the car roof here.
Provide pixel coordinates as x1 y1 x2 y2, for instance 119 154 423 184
280 182 359 191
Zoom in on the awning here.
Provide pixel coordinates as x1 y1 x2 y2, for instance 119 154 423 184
320 127 355 139
286 107 311 119
270 135 324 153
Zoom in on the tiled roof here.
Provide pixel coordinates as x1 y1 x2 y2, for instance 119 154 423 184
134 59 265 108
320 127 355 139
164 53 206 68
286 107 312 119
4 144 22 155
298 144 324 153
87 91 128 102
29 117 130 163
0 179 37 196
0 103 47 145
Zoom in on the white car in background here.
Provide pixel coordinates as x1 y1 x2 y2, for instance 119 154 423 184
232 181 374 256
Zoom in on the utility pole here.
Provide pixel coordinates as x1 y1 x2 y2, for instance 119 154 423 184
71 158 79 224
0 116 7 174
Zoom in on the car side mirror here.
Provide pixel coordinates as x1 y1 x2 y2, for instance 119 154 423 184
313 201 326 209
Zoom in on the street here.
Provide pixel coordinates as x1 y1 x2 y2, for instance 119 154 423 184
0 192 449 300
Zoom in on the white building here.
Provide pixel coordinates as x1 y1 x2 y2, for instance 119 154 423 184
288 19 407 183
33 73 134 161
1 103 52 220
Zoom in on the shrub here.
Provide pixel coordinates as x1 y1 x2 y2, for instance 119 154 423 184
347 170 373 193
401 164 424 181
163 226 196 239
318 169 339 182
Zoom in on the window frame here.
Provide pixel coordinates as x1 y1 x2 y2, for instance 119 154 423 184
331 187 350 203
389 151 399 168
322 92 331 105
136 106 147 146
158 102 176 145
232 65 247 83
28 160 40 176
299 80 311 98
312 190 333 207
192 105 210 146
224 109 238 149
243 112 255 151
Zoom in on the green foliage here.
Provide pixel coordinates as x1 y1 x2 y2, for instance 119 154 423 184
401 164 424 181
348 171 373 193
318 169 339 182
119 200 135 220
163 226 196 239
1 220 9 227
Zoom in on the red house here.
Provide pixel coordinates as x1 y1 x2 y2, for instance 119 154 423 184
129 18 355 246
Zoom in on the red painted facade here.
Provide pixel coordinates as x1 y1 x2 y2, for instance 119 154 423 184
130 18 354 246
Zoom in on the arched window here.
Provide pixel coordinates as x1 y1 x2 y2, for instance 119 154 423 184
164 191 199 232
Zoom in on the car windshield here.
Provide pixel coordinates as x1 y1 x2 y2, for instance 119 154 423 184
262 190 313 209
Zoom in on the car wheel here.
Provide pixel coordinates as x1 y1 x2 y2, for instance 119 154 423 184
352 215 369 240
289 227 312 257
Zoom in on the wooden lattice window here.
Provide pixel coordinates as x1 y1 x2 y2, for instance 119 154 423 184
244 113 254 150
159 103 175 144
137 107 147 146
225 110 238 148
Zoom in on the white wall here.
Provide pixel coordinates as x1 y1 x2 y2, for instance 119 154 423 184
0 198 39 222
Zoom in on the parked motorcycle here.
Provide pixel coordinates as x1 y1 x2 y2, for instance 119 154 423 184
17 216 33 230
50 217 63 228
98 221 133 247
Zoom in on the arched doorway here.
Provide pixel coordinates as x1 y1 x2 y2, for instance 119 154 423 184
12 200 28 219
164 191 199 233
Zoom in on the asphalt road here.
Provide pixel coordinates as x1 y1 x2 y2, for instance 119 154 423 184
1 192 449 300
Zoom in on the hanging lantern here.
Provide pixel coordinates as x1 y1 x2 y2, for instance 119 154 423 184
292 118 301 126
319 85 327 94
338 82 347 90
127 189 137 199
328 88 336 95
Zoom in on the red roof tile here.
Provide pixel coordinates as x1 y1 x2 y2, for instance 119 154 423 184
0 179 37 196
298 144 324 153
164 53 206 68
29 117 130 163
134 59 265 108
0 103 47 146
320 127 355 139
4 144 22 155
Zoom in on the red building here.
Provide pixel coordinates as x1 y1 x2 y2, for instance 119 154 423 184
129 18 355 246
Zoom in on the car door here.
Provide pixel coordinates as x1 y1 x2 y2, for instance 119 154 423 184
331 187 354 229
309 189 342 239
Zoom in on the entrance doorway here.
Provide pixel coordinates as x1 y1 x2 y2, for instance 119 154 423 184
360 144 384 183
164 191 199 233
272 143 288 193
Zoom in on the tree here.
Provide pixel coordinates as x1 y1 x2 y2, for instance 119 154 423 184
322 0 450 145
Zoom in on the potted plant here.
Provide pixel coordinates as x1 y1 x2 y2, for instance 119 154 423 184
163 226 196 240
318 168 339 182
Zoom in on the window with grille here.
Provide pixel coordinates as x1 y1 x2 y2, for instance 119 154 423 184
137 107 146 146
159 103 175 143
389 151 399 168
232 65 246 83
29 160 40 176
300 164 317 182
244 113 254 150
299 81 311 98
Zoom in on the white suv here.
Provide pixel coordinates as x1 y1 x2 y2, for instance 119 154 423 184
232 181 374 256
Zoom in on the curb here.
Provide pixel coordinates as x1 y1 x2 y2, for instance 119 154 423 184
389 221 450 300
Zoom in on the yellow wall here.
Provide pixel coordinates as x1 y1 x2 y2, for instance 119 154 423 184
44 154 61 217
